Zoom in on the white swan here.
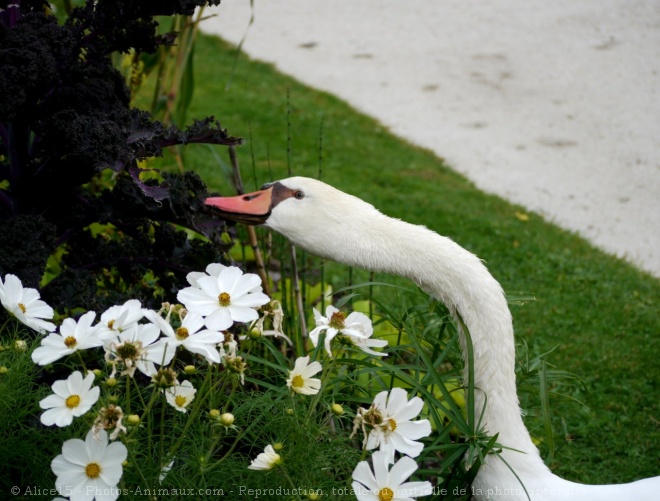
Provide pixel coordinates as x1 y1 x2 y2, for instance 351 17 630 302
206 176 660 500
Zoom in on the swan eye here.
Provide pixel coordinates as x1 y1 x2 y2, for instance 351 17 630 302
294 190 304 200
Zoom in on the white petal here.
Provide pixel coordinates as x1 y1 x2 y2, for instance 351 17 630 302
230 292 270 309
301 361 323 378
389 432 425 459
352 481 379 501
62 438 89 467
39 393 64 410
181 311 206 333
41 407 73 427
397 481 434 497
55 469 89 500
372 450 392 485
31 343 69 365
204 308 233 330
51 453 72 476
388 456 418 489
217 266 244 292
352 460 378 491
229 272 263 298
177 287 218 315
183 341 221 364
395 420 432 441
186 271 207 287
394 396 425 422
143 310 175 337
226 304 260 323
372 390 388 411
51 379 71 398
205 262 227 277
385 387 409 415
325 305 339 317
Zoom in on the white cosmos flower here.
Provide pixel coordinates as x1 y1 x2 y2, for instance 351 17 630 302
144 310 224 364
32 311 103 365
164 380 197 412
309 305 373 357
39 371 100 427
105 323 175 377
97 299 146 345
51 428 127 501
177 266 270 331
0 273 55 333
351 450 433 501
286 356 322 395
248 444 281 471
361 388 432 464
346 334 388 357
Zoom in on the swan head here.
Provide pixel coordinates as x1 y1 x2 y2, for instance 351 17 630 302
205 177 382 261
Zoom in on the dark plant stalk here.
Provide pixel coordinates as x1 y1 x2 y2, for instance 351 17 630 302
227 146 269 293
290 242 307 342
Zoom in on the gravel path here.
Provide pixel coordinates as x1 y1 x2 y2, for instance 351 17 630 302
201 0 660 278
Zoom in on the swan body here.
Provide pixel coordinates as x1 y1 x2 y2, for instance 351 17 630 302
206 176 659 500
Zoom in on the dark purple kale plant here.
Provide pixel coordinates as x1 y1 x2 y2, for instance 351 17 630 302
0 0 236 314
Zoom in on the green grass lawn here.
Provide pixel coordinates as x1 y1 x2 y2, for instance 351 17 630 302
139 33 660 485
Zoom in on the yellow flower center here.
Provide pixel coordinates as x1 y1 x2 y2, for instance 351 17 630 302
378 487 394 501
175 395 187 408
65 395 81 409
386 418 397 432
175 327 189 340
64 336 77 348
329 311 346 329
107 319 115 329
291 375 305 388
18 303 26 314
85 462 102 479
218 292 231 307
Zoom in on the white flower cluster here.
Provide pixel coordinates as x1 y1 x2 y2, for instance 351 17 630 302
3 268 431 500
247 304 431 499
350 388 434 500
1 264 269 501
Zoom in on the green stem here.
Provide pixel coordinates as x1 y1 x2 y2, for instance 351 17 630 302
125 374 131 415
76 351 88 375
159 393 166 472
125 383 162 442
166 364 221 460
279 465 302 501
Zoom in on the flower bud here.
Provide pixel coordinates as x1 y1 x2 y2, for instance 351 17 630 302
0 366 8 375
13 340 27 352
183 365 196 375
127 414 140 426
105 377 118 388
273 442 284 451
331 403 344 416
209 409 221 419
220 413 235 427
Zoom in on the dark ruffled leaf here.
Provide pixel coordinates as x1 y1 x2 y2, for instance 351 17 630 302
1 1 239 312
